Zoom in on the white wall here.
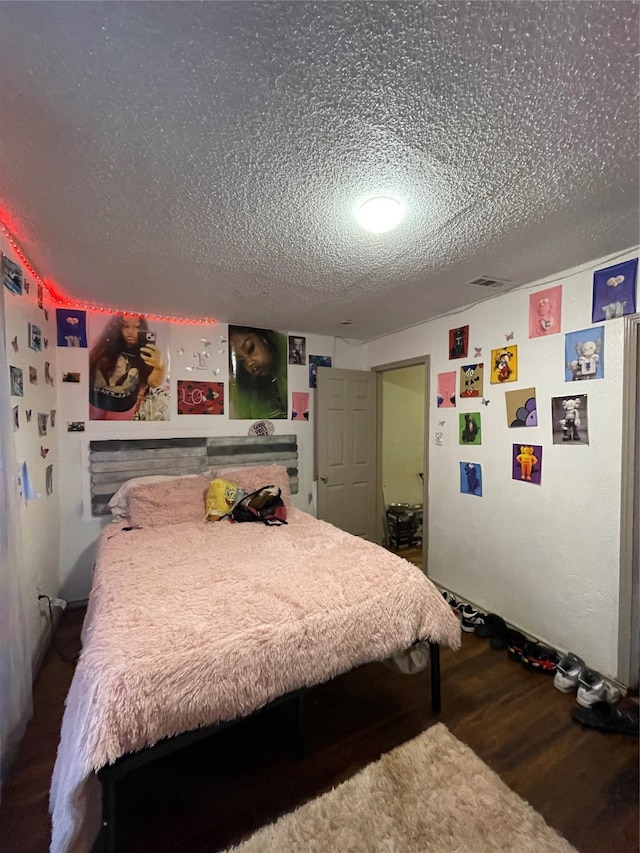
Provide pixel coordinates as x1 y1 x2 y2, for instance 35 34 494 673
1 231 60 665
366 248 638 680
56 326 365 602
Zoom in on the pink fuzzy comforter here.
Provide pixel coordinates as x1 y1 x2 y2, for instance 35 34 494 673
50 509 460 852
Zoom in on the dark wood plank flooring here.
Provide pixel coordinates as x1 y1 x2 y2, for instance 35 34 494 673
1 605 637 853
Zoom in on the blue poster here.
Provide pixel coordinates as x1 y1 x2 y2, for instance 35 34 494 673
56 308 88 347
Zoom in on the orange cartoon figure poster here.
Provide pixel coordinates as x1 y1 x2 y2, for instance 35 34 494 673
490 345 518 384
512 443 542 484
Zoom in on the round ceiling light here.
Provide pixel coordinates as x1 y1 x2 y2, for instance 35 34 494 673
355 196 405 233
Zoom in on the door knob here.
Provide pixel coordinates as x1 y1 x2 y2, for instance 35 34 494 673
319 475 328 483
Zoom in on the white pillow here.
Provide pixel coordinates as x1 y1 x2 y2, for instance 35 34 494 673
107 472 214 518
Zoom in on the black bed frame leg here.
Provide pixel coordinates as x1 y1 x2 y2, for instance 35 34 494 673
100 768 116 853
293 690 306 757
429 643 441 713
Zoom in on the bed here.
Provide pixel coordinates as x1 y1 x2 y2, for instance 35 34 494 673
50 458 461 853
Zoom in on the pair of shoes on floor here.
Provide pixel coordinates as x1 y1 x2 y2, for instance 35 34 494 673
572 701 639 735
460 603 487 633
520 641 559 674
576 668 622 707
553 652 586 693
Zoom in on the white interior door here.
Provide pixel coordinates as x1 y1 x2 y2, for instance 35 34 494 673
315 367 377 540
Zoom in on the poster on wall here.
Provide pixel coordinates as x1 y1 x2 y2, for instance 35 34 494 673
228 326 288 419
448 325 469 359
88 313 171 421
9 366 23 396
551 394 589 444
2 254 23 295
459 412 481 445
490 345 518 384
56 308 88 348
512 443 542 484
459 462 482 496
291 391 309 420
592 258 638 322
459 363 483 398
308 355 332 389
436 371 456 407
177 380 224 415
288 335 306 365
505 387 538 427
564 327 604 382
528 285 562 338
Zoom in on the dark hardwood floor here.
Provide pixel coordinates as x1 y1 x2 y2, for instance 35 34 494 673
1 604 638 853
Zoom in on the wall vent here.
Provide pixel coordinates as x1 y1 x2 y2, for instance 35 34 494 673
466 275 510 289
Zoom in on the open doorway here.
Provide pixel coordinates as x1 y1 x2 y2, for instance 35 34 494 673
376 358 429 573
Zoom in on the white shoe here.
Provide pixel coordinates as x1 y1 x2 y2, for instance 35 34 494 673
576 668 621 708
553 652 585 693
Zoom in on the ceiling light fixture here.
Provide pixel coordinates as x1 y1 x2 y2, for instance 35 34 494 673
355 197 405 234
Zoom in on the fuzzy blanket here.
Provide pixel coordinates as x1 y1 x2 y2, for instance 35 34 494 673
49 509 460 853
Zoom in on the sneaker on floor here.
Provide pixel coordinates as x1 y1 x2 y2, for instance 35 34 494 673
460 604 487 633
553 652 585 693
572 701 639 736
576 668 621 708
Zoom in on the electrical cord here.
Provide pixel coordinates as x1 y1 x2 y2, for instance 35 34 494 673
38 595 80 664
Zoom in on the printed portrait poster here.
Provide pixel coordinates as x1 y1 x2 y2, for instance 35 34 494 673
448 325 469 359
459 363 483 398
56 308 88 348
308 355 332 389
564 327 604 382
436 371 456 408
529 284 562 338
88 313 171 421
490 345 518 384
505 387 538 427
592 258 638 322
512 443 542 485
459 462 482 497
459 412 481 445
551 394 589 445
228 326 288 419
177 380 224 415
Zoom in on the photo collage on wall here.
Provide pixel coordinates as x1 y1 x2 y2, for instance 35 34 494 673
436 254 638 497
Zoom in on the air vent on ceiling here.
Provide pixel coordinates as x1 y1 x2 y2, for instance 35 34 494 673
466 275 511 289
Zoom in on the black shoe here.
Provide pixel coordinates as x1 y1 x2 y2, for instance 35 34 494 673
572 701 639 735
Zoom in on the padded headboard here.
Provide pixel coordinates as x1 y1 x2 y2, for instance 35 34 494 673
89 434 298 517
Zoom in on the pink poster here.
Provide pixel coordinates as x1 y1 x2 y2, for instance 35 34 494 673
436 371 456 408
529 285 562 338
292 391 309 421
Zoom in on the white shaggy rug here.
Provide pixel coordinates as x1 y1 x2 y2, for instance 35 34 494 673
225 723 576 852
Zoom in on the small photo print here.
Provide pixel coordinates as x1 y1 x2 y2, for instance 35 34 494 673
288 336 306 366
449 325 469 359
62 372 81 383
459 412 481 445
490 345 518 384
512 444 542 484
551 394 589 445
37 412 49 436
50 410 56 427
2 254 23 295
459 462 482 496
28 322 43 352
459 363 483 398
592 258 637 322
56 308 88 348
505 387 538 427
529 285 562 338
29 366 38 384
12 405 19 430
565 327 604 382
177 380 224 415
10 366 24 396
291 391 309 421
437 371 456 408
309 355 332 388
46 465 54 497
67 421 86 432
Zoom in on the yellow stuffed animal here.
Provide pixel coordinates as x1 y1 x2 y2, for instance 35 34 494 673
205 478 240 521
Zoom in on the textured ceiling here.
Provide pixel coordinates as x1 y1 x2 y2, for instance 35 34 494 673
0 1 638 340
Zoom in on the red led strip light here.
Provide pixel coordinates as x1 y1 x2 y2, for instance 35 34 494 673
0 221 217 326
